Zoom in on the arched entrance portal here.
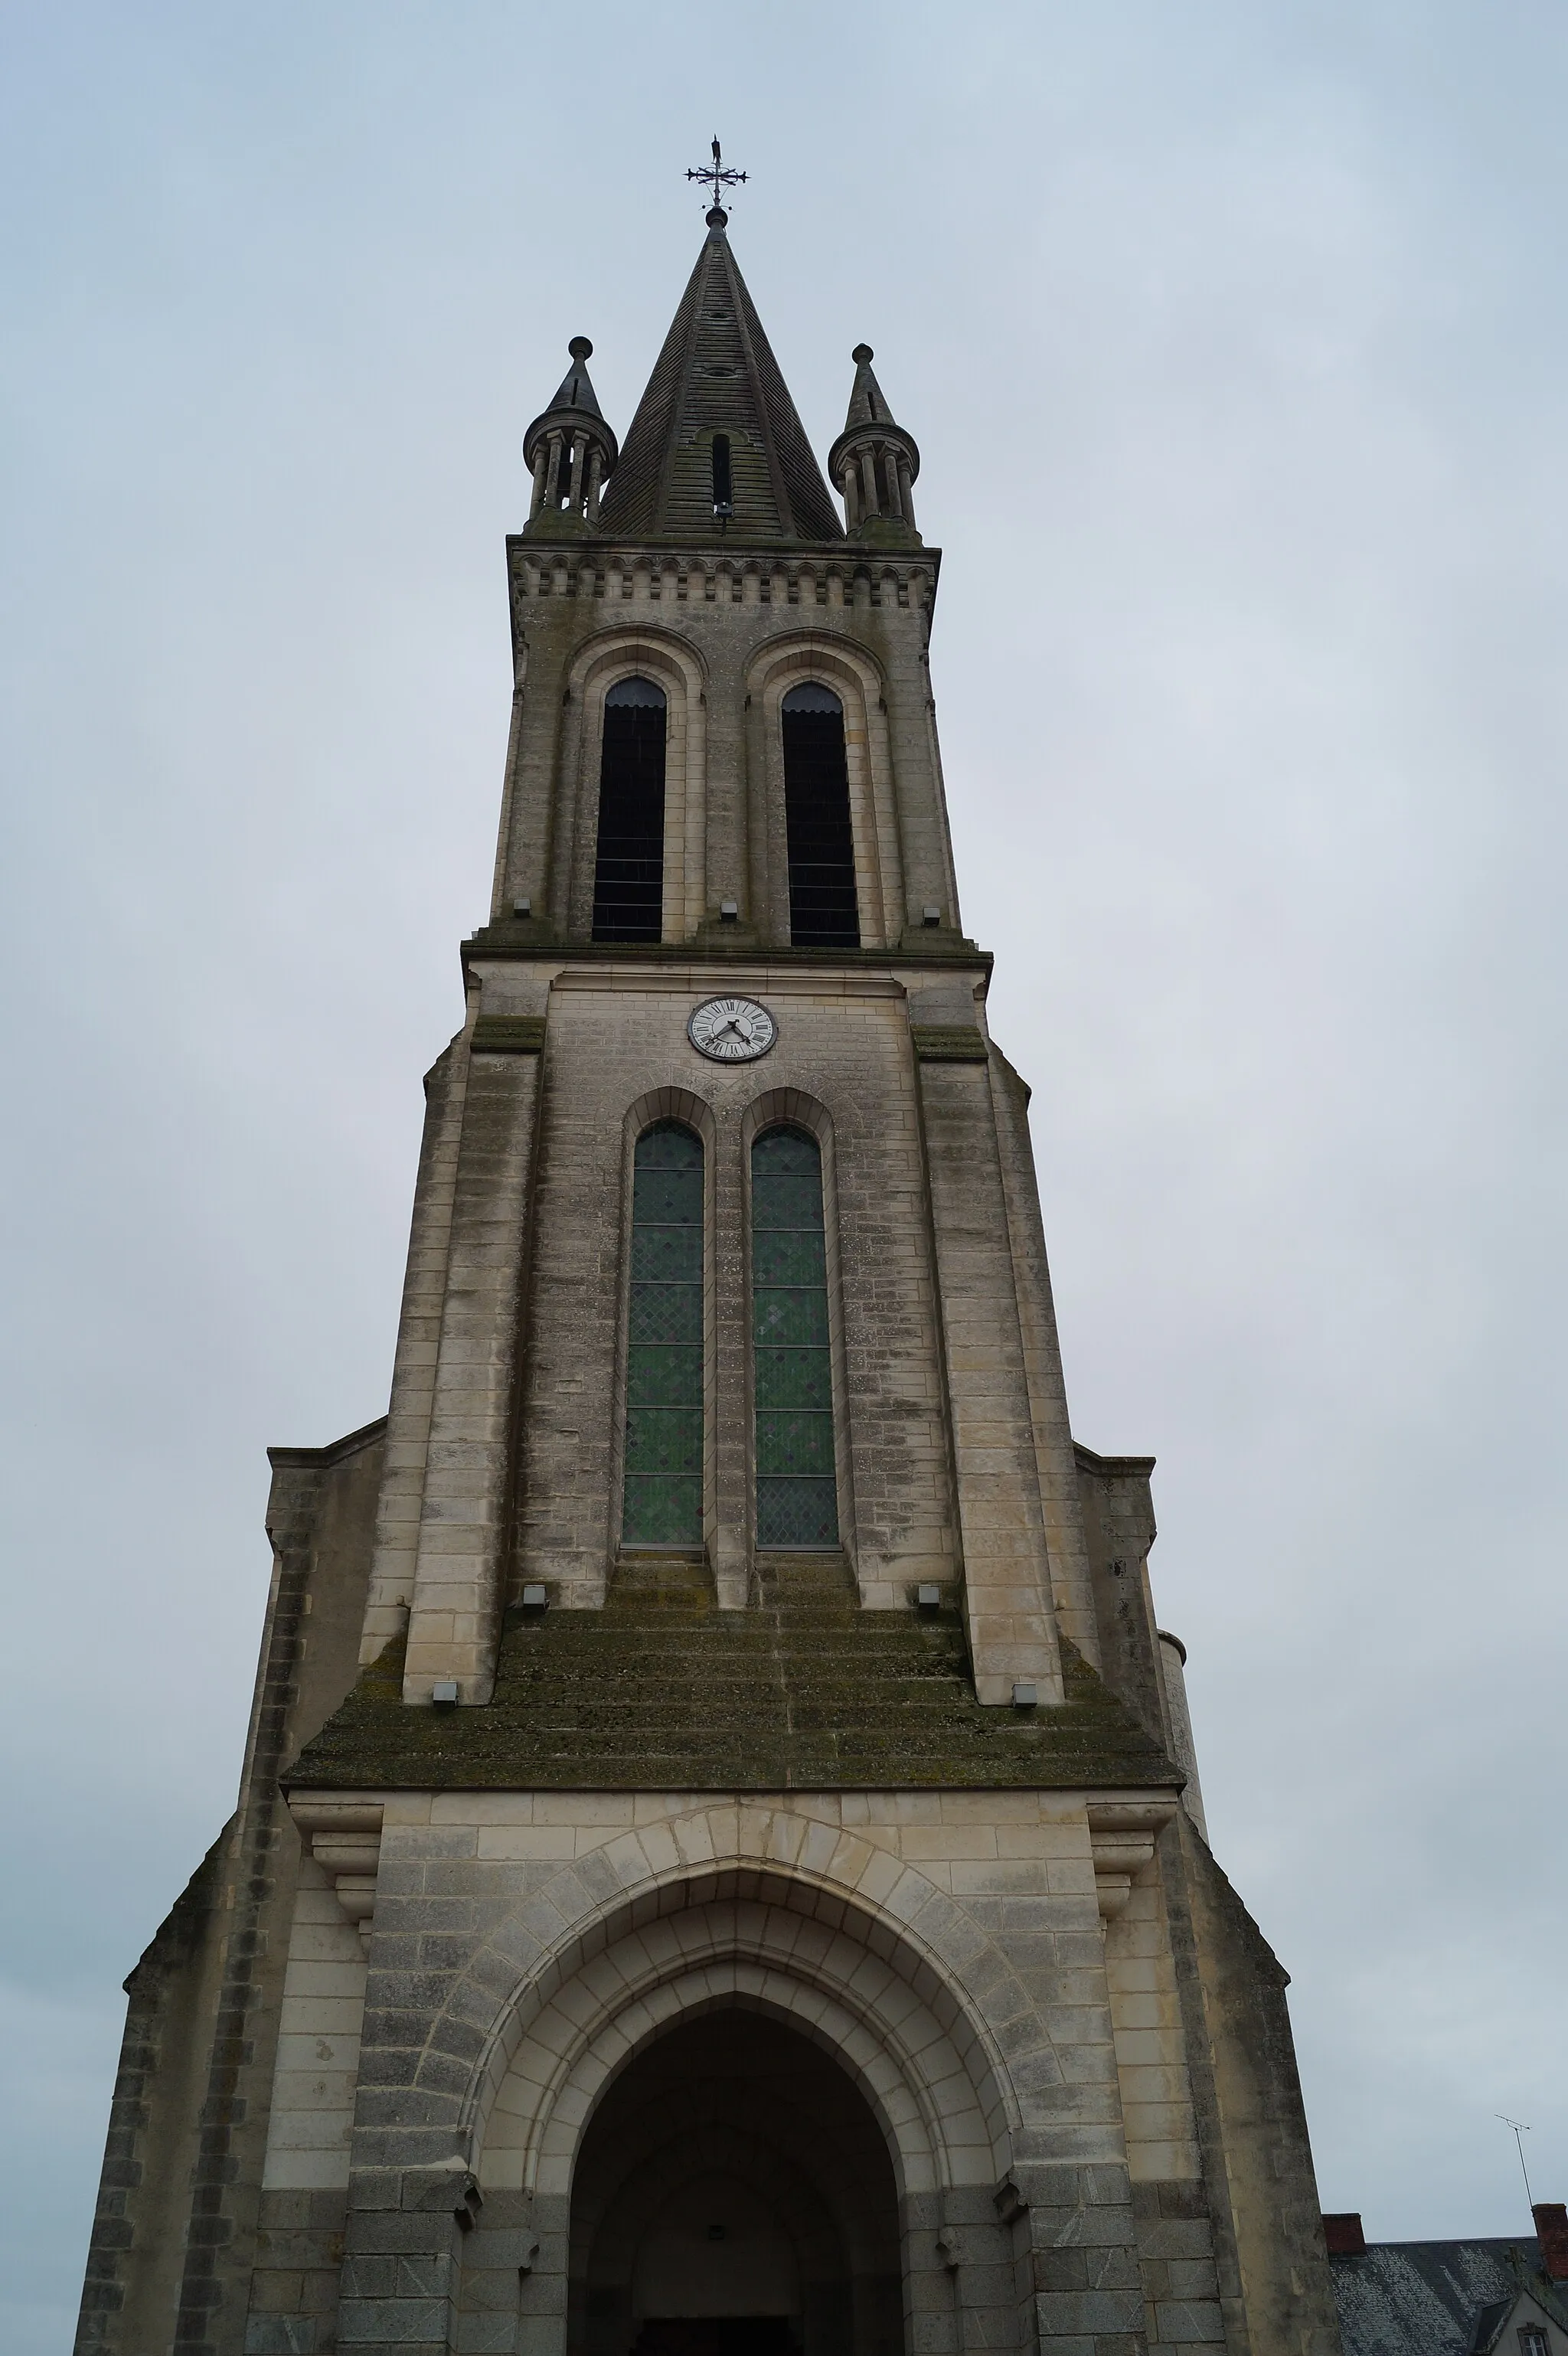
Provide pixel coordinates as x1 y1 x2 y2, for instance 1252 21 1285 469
569 2009 904 2356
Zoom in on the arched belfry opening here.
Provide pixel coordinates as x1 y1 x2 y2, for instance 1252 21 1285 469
593 675 668 942
569 2010 903 2356
781 683 860 949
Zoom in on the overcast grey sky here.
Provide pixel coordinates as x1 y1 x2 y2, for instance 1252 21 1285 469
3 5 1566 2348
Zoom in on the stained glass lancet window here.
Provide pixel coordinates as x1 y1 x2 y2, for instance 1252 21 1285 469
593 675 667 943
752 1126 839 1547
622 1123 704 1547
781 681 860 949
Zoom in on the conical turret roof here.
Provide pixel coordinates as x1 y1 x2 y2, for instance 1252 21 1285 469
524 335 617 478
597 219 842 543
842 343 897 433
545 335 606 423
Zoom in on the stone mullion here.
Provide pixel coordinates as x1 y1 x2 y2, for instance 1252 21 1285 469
402 1042 544 1704
914 1053 1064 1706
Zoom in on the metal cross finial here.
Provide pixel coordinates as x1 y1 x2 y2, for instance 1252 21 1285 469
687 136 747 218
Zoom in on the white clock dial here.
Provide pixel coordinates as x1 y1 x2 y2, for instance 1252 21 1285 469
687 995 778 1063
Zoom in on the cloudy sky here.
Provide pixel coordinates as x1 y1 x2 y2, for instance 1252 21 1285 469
3 4 1566 2347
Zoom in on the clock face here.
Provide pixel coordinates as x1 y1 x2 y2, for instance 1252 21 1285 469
688 995 778 1063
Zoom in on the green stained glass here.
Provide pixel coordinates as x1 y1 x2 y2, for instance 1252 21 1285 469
751 1126 838 1548
751 1229 827 1287
756 1410 837 1477
753 1290 830 1348
624 1407 704 1473
631 1224 703 1283
753 1348 832 1410
622 1124 704 1546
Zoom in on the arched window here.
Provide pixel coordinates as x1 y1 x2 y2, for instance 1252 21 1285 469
622 1123 704 1547
751 1126 838 1548
593 676 667 943
781 682 859 949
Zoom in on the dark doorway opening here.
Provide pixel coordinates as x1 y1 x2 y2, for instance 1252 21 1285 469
593 676 668 942
781 685 860 949
570 2010 903 2356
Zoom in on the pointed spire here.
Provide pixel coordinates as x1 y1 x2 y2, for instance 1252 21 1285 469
544 335 607 423
843 343 893 432
828 345 922 542
523 336 619 535
596 224 842 544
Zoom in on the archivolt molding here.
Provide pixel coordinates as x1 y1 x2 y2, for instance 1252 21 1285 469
482 1933 992 2202
560 626 709 944
620 1084 717 1155
745 632 903 951
439 1809 1029 2189
738 1084 835 1157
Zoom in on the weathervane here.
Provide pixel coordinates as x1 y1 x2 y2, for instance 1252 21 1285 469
688 136 747 221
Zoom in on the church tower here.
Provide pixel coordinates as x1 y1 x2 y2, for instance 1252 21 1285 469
75 188 1342 2356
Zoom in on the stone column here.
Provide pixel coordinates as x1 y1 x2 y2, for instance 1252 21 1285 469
859 448 880 518
528 444 549 520
567 431 586 515
897 459 917 534
585 447 603 524
402 1031 544 1704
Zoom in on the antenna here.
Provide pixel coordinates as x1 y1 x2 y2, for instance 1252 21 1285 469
1498 2116 1534 2211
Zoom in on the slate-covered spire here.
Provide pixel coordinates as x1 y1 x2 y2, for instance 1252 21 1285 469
596 214 843 544
524 336 619 533
828 345 921 541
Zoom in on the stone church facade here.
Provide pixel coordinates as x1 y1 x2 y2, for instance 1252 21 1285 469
74 205 1341 2356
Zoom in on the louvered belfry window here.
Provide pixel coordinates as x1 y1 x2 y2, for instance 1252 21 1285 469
752 1126 839 1548
592 676 667 943
781 682 861 949
622 1123 704 1547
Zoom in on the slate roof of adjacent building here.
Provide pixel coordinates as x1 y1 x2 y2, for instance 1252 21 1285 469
594 217 844 545
285 1556 1184 1792
1331 2236 1568 2356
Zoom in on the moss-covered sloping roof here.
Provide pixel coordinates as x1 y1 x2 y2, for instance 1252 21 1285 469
286 1558 1181 1793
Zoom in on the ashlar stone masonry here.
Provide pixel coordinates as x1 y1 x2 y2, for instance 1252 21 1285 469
74 202 1342 2356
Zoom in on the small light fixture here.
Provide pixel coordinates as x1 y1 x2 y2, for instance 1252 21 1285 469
916 1583 941 1609
432 1680 459 1705
521 1583 547 1611
512 897 531 919
922 905 942 927
1011 1680 1037 1708
720 899 739 922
